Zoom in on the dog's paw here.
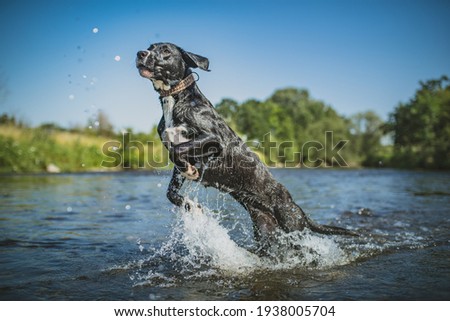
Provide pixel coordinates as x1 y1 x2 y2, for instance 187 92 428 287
181 165 199 180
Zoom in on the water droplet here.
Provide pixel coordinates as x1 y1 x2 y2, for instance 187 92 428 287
92 27 99 34
81 163 85 167
68 94 75 100
157 183 162 188
67 206 73 213
114 55 121 62
125 204 131 210
88 125 92 129
82 74 87 79
94 121 100 127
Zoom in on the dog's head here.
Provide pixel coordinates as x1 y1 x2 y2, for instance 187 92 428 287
136 43 209 90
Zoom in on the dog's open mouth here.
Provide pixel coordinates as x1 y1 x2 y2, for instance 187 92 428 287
137 65 154 79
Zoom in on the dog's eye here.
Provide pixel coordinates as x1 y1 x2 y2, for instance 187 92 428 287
161 49 171 60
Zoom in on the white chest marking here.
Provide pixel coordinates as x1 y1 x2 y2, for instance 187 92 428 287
152 80 171 91
161 96 175 128
163 126 190 146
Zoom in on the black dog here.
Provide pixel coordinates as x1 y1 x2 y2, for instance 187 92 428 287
136 43 356 252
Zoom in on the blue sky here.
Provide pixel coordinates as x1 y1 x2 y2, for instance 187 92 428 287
0 0 449 132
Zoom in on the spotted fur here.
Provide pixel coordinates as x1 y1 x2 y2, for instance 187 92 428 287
136 42 357 254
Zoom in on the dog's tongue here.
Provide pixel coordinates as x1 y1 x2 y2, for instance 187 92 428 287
139 68 153 79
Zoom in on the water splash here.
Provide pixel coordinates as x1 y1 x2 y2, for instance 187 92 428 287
266 230 350 269
119 200 359 289
177 201 260 273
110 184 429 289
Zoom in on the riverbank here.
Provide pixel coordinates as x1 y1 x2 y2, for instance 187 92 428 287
0 123 440 174
0 125 108 173
0 124 171 173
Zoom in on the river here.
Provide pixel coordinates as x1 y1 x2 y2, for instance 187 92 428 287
0 169 449 300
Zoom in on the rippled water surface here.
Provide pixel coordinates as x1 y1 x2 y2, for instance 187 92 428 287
0 169 449 300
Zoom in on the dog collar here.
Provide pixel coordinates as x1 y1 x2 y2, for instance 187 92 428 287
159 74 196 97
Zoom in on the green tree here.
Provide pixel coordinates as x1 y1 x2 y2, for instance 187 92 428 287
216 87 361 167
386 76 450 169
350 111 388 166
215 98 239 124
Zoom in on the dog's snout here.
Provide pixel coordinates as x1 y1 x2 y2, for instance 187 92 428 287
137 51 149 59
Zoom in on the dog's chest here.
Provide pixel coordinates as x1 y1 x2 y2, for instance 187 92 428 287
161 96 176 128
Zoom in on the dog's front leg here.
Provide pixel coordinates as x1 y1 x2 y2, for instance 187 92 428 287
166 168 186 207
166 167 201 212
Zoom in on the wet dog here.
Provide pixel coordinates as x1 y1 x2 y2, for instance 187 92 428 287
136 42 356 253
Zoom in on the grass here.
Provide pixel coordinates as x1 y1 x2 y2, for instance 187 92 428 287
0 123 373 174
0 125 169 173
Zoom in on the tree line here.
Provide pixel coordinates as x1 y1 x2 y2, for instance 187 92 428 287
215 76 449 169
215 89 386 168
0 76 448 172
385 76 449 169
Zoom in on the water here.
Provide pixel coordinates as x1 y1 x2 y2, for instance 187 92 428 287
0 169 449 300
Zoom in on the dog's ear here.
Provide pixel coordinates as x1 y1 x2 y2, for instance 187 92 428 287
180 49 210 71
